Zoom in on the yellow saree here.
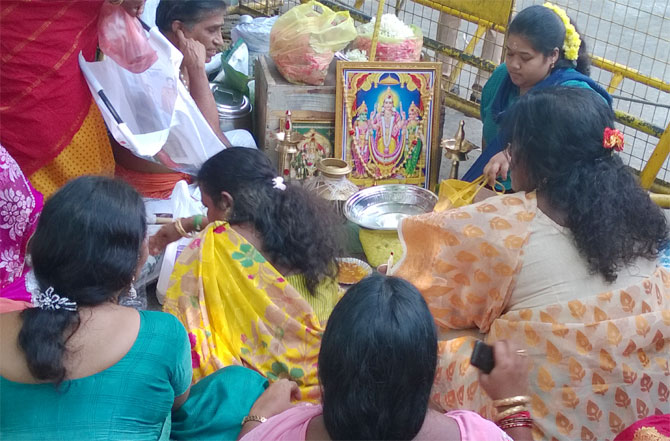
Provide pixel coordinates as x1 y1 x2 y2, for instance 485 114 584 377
164 222 324 401
392 192 670 439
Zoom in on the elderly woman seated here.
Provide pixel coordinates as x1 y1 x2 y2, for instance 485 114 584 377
157 148 342 401
390 87 670 439
114 0 256 198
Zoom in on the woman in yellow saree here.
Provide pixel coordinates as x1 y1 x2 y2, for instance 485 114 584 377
162 148 341 401
391 87 670 439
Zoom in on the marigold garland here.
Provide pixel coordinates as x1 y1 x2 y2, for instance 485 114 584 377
543 2 581 61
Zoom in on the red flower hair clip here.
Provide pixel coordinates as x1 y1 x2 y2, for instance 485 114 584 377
603 127 624 152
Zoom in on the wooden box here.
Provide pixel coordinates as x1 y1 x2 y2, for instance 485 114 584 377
254 56 337 163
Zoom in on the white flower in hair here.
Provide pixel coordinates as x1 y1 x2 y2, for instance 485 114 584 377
272 177 287 191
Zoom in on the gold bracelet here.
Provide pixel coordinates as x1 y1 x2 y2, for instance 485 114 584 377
492 395 530 408
241 415 267 426
174 218 191 238
495 405 528 422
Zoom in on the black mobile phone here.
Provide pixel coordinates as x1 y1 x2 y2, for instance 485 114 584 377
470 340 495 374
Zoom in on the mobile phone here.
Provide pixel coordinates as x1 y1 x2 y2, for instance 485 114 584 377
470 340 495 374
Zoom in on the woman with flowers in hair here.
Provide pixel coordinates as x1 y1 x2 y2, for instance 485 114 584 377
158 148 342 401
390 87 669 438
462 3 612 188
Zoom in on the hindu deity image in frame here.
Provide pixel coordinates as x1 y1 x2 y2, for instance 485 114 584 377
335 61 442 189
279 117 335 181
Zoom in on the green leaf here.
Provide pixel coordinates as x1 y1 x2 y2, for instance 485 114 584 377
271 361 289 375
241 347 250 355
253 252 266 263
231 251 244 260
266 372 278 381
289 367 304 379
240 243 252 253
241 259 254 268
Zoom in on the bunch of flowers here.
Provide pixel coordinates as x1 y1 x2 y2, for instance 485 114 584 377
543 2 581 61
352 14 422 62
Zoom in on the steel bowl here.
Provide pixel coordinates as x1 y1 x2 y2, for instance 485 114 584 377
343 185 438 231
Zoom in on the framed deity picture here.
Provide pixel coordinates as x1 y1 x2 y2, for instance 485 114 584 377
279 117 335 180
335 61 442 189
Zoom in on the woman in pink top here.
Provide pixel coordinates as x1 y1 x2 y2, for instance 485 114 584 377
239 275 532 440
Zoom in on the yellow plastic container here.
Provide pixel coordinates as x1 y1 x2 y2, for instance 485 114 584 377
358 228 404 268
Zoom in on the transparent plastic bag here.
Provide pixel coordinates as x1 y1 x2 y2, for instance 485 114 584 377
352 24 423 62
270 1 356 85
98 3 158 73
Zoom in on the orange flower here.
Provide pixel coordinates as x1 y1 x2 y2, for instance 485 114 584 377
603 127 624 152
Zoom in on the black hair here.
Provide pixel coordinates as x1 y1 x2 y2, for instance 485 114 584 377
156 0 227 32
19 177 147 384
508 4 591 75
319 275 438 440
505 86 667 282
197 147 341 293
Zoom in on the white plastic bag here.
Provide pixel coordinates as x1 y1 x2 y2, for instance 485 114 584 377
79 26 225 175
155 180 204 304
232 15 278 53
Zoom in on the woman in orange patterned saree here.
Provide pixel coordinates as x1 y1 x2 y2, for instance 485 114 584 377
391 87 670 439
0 0 144 197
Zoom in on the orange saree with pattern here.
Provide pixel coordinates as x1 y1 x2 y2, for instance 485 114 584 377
392 192 670 440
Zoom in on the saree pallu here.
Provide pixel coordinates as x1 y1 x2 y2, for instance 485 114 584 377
164 222 324 401
0 1 112 192
29 100 114 197
391 193 670 439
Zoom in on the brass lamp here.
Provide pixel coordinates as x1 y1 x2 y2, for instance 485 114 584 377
273 110 304 182
441 120 479 179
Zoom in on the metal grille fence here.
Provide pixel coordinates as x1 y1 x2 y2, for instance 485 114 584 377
240 0 670 181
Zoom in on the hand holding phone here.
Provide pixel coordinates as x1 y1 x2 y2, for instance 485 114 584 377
470 340 495 374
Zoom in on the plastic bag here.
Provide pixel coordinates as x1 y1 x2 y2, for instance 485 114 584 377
232 15 278 53
270 1 356 85
434 175 504 212
212 40 251 98
352 25 423 62
79 27 225 175
155 181 204 304
98 3 158 73
434 175 487 212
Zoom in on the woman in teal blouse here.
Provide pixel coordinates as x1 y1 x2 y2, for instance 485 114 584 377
0 177 273 440
463 4 612 189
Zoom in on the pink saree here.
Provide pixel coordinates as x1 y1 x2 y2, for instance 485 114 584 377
0 145 42 306
239 404 511 441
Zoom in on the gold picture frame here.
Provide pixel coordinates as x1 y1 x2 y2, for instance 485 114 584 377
335 61 442 190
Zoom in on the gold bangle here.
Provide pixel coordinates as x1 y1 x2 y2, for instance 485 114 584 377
492 395 530 408
495 405 528 422
241 415 267 426
174 218 191 238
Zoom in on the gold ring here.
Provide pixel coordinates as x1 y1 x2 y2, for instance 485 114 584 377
516 349 528 356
